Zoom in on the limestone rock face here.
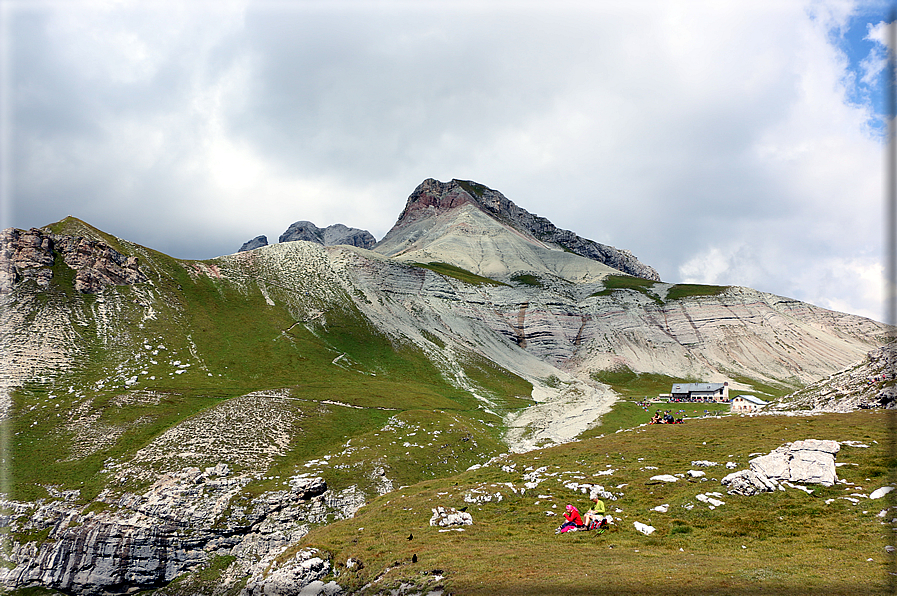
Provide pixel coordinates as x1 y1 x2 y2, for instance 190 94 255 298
720 469 780 496
0 228 55 293
279 221 375 249
377 178 660 280
0 227 147 294
239 235 269 252
0 468 338 595
241 549 337 596
53 235 147 293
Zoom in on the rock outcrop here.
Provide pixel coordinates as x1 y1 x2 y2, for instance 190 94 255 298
0 227 147 294
279 221 375 249
776 343 897 411
241 549 339 596
722 439 840 495
377 179 660 280
0 228 56 293
239 235 269 252
0 466 346 595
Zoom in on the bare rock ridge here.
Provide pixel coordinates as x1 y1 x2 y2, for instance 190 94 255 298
0 227 146 295
377 178 661 281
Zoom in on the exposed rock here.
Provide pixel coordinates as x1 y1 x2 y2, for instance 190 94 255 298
0 470 343 595
377 179 660 280
429 507 473 527
721 469 782 496
53 235 148 293
322 223 376 249
870 486 895 500
239 235 269 252
0 227 147 295
647 474 678 484
723 440 840 495
776 343 897 411
633 521 655 535
280 221 375 249
280 221 325 244
0 228 55 293
241 549 338 596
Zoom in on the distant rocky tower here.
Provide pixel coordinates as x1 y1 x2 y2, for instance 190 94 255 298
238 223 375 253
380 178 661 280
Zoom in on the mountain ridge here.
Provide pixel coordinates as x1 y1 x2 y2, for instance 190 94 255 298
0 178 893 594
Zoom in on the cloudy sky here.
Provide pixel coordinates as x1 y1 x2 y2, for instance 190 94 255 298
0 0 892 321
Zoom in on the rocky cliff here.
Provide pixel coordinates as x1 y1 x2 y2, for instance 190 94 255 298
0 227 146 295
0 466 354 595
377 179 660 280
239 235 269 252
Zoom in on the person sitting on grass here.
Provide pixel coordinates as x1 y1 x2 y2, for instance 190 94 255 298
556 504 584 533
582 494 606 530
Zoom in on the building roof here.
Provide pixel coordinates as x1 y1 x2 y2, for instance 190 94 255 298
671 383 726 394
733 394 768 406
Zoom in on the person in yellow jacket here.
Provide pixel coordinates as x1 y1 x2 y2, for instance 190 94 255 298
583 494 606 530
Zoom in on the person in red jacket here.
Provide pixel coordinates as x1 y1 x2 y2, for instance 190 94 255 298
556 504 584 533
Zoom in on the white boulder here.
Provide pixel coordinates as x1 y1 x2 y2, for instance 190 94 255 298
648 474 679 483
870 486 895 500
633 521 655 535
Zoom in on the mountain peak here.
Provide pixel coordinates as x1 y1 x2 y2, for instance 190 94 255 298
379 178 661 281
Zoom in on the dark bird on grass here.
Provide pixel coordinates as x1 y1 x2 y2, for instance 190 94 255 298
412 554 418 563
407 533 413 541
458 506 468 512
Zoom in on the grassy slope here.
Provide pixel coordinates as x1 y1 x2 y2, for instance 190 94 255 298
300 410 895 596
591 274 728 303
4 236 532 503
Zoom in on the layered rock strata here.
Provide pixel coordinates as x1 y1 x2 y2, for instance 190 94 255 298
775 343 897 411
0 467 349 595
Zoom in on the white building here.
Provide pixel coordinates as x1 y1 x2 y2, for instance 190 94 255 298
731 394 768 412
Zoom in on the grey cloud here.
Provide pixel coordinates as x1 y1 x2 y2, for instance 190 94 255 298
2 2 886 318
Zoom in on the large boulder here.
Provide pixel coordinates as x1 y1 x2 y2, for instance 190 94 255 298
723 440 840 495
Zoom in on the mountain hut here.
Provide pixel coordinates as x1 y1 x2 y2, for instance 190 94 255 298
669 382 729 402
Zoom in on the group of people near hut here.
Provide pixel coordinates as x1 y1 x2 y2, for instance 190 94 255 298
555 492 610 534
650 410 682 424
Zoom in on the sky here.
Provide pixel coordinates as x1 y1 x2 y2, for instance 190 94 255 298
0 0 893 321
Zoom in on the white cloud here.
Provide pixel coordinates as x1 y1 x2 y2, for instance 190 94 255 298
4 0 888 319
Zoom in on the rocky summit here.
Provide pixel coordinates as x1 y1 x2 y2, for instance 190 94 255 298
375 178 660 281
0 179 894 595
